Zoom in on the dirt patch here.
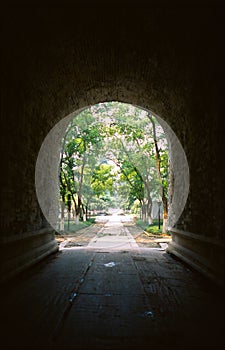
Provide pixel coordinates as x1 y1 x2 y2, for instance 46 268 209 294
55 224 104 247
135 235 160 248
124 224 171 248
55 223 171 249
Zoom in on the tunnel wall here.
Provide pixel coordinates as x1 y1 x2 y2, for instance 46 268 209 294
1 7 224 285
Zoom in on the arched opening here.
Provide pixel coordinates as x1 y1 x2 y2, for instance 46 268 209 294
1 6 224 350
35 101 189 252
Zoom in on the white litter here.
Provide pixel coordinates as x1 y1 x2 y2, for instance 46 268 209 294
104 262 116 267
159 242 168 250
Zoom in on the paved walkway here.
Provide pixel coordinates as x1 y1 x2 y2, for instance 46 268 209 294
88 214 139 250
1 219 224 350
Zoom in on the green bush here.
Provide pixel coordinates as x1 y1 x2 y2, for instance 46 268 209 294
145 225 162 234
136 219 163 234
87 217 96 224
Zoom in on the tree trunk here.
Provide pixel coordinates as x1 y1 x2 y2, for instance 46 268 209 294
82 204 87 221
142 202 148 222
148 114 168 233
162 186 168 232
147 197 153 225
76 196 83 221
67 209 71 230
162 214 168 233
86 204 88 220
139 200 143 219
60 200 65 231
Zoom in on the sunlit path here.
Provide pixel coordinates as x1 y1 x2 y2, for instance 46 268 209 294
88 214 139 250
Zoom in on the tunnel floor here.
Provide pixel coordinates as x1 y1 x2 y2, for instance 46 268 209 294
1 218 224 350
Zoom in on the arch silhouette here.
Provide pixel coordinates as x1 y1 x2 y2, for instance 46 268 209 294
35 103 189 233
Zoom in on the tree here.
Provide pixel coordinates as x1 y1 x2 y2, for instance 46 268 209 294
59 111 104 225
91 163 115 199
104 119 161 224
59 101 169 231
148 114 168 232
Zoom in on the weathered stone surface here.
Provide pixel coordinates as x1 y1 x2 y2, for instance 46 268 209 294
0 246 224 350
1 7 224 285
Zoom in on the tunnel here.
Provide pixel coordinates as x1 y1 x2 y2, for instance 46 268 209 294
0 5 224 350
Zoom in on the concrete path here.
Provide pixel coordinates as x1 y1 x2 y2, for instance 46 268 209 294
88 214 139 250
1 221 224 350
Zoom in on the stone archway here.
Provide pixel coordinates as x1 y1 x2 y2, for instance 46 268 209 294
1 7 224 287
35 102 189 236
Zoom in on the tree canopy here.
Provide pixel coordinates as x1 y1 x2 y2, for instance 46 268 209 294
59 102 169 231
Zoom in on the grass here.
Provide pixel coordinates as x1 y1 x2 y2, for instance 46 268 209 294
136 219 164 235
57 217 95 234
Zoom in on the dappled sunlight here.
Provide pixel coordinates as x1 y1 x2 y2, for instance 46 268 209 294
57 211 171 252
57 102 169 237
35 101 189 241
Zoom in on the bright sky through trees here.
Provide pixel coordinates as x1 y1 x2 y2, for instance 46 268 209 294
59 102 168 231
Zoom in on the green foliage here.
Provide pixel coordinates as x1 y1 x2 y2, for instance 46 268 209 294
91 164 115 198
63 219 94 234
59 101 169 225
136 219 163 234
119 159 144 205
130 199 141 214
145 225 162 234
